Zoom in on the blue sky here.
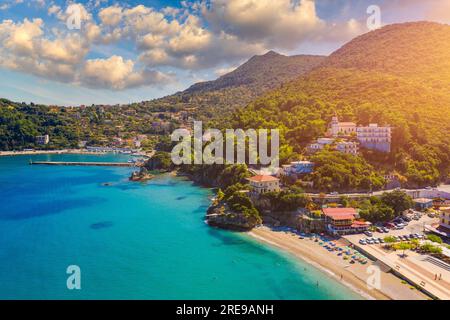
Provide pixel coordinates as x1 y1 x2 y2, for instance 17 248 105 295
0 0 449 106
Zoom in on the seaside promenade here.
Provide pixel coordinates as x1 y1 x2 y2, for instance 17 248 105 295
344 216 450 300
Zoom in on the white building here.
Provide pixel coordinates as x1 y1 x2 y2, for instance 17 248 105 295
308 138 358 155
335 141 359 155
356 124 391 153
329 116 357 137
246 175 280 196
36 135 49 145
404 187 450 200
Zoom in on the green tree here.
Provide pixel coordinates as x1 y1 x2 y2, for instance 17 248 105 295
380 190 413 215
427 234 443 244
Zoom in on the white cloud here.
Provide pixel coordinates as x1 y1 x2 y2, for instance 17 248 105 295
98 5 123 26
0 17 172 90
81 55 173 90
0 0 375 91
215 66 237 77
203 0 325 49
167 15 211 54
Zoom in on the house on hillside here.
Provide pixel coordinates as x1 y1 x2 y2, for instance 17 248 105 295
246 175 280 197
36 135 49 145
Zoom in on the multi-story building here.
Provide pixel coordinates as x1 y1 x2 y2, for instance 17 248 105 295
329 116 356 137
246 175 280 196
322 208 370 236
308 138 334 153
308 138 358 155
335 141 359 155
356 124 391 153
36 135 49 145
439 207 450 232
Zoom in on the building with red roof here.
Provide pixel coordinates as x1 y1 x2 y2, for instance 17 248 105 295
246 175 280 196
322 208 370 236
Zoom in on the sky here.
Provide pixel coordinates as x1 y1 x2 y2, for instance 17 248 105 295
0 0 449 106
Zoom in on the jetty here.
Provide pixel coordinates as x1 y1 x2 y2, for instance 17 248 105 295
29 161 137 167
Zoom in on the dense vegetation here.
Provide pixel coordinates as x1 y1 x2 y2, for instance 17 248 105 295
0 98 179 151
0 99 78 150
0 51 323 151
358 190 414 222
231 22 450 188
307 150 385 192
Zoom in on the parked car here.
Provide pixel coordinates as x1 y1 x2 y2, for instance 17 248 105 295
376 227 384 233
359 239 367 245
382 227 390 233
385 222 396 229
364 231 373 237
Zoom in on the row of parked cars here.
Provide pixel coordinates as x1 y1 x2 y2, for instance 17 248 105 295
393 233 425 241
359 237 385 245
359 233 424 245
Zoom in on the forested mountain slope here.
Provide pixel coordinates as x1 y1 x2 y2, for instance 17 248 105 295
233 22 450 188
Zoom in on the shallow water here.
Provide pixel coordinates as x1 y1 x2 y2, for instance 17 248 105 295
0 154 361 299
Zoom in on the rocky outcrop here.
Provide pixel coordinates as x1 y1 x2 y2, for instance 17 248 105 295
206 203 261 231
129 168 154 182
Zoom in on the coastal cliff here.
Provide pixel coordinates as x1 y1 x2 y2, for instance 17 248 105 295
206 202 262 231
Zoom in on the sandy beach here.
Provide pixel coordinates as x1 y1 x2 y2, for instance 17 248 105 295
248 226 430 300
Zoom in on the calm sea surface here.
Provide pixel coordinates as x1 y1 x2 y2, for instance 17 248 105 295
0 154 361 299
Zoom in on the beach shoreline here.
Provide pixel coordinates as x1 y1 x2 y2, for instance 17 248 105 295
0 149 151 157
0 149 102 157
247 226 429 300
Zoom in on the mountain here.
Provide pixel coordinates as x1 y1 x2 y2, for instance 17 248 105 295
0 51 325 150
324 22 450 82
144 51 325 123
233 22 450 188
186 50 325 94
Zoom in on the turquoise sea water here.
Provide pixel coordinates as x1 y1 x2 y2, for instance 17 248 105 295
0 154 361 299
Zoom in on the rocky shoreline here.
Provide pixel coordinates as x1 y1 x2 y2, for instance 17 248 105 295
129 168 155 182
206 202 261 231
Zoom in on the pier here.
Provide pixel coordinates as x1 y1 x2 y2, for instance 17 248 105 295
30 161 137 167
